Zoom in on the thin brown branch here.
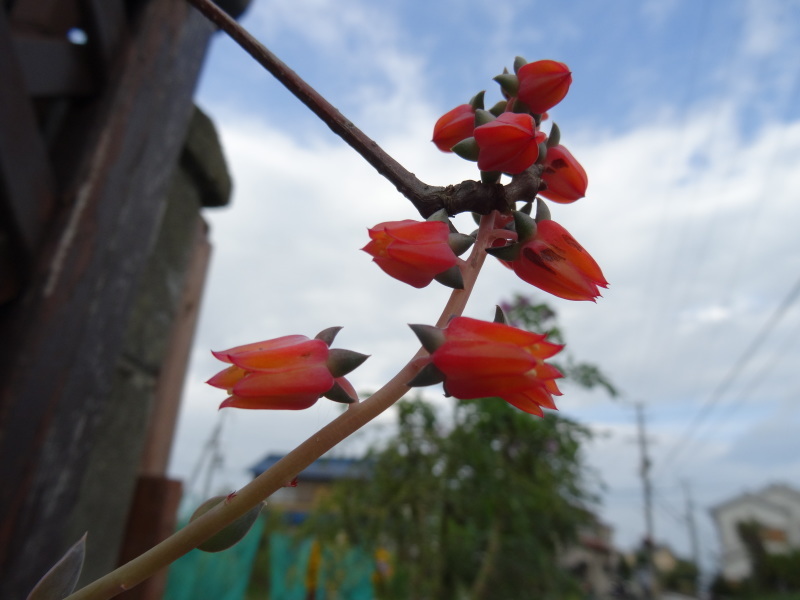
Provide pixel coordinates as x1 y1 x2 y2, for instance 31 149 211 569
186 0 542 217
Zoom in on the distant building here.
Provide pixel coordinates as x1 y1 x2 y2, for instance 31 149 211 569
710 483 800 581
561 515 619 598
249 454 369 523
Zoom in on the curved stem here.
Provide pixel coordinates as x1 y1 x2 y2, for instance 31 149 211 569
187 0 429 204
185 0 542 218
65 213 498 600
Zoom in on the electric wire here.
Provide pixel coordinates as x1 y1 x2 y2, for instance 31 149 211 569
655 273 800 474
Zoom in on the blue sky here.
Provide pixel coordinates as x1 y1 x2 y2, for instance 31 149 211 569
171 0 800 573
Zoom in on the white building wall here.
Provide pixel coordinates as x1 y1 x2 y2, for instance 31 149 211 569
760 484 800 546
712 484 800 582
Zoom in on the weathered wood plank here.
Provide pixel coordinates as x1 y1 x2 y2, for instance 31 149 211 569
12 34 97 97
0 0 215 595
81 0 128 74
0 9 57 289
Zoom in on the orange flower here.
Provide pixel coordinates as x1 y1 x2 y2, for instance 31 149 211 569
208 334 362 410
511 219 607 301
432 104 475 152
428 317 563 416
540 144 588 204
474 112 545 174
363 220 459 288
516 60 572 114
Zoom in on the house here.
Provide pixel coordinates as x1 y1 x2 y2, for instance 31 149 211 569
710 483 800 581
560 515 620 598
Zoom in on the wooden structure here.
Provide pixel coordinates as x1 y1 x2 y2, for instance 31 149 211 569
0 0 244 596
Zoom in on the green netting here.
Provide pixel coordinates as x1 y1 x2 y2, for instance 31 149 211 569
268 533 375 600
315 543 375 600
268 533 314 600
163 516 265 600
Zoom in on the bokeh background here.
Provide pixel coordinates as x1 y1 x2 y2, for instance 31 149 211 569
168 0 800 571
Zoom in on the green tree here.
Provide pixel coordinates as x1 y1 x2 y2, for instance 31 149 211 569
307 296 616 599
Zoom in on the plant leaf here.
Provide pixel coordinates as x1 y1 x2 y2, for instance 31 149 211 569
27 533 86 600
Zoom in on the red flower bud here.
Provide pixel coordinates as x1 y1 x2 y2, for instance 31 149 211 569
362 220 459 288
427 316 564 416
474 113 545 174
510 219 607 301
432 104 475 152
540 144 588 204
517 60 572 114
208 335 358 410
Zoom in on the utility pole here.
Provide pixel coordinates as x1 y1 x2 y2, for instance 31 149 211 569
682 479 702 598
635 402 656 599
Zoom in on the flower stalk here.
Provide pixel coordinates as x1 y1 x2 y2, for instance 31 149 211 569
184 0 541 218
64 213 497 600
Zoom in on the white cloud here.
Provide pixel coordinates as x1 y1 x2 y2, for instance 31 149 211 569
172 0 800 566
741 0 797 58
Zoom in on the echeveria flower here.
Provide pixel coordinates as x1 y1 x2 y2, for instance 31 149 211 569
517 59 572 114
511 219 607 301
412 316 564 416
432 104 475 152
474 112 545 174
540 144 588 204
362 220 459 288
208 333 364 409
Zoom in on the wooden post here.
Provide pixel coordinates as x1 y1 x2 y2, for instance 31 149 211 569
0 1 215 595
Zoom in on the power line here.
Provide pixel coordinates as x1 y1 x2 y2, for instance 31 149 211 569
656 273 800 474
667 311 800 465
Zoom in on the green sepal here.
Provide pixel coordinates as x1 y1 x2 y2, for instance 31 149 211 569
480 170 502 184
315 326 342 346
494 305 508 325
489 100 507 116
518 200 533 215
511 98 531 114
472 212 482 226
427 208 458 233
493 72 519 98
407 361 446 387
469 90 485 111
451 137 479 162
474 109 495 127
535 198 552 222
434 265 464 290
324 380 359 404
191 496 264 553
547 122 561 148
485 242 521 262
448 232 475 256
326 348 369 378
513 210 538 243
513 56 528 74
426 208 449 224
408 323 446 354
535 141 548 165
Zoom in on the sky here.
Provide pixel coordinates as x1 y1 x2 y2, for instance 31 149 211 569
169 0 800 575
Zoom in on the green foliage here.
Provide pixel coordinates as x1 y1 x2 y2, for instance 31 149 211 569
661 558 699 596
308 398 595 599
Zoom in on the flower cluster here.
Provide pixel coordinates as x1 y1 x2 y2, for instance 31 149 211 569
432 57 584 190
209 56 605 421
429 56 604 302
